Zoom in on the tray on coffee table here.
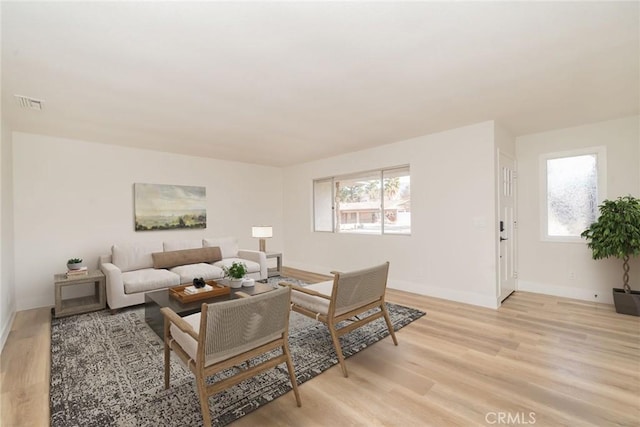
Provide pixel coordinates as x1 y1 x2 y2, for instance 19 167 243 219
169 281 230 303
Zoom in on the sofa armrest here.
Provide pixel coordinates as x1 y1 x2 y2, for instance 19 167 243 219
100 262 126 310
237 249 267 280
98 254 112 267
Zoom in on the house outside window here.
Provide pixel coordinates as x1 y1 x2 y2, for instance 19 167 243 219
313 166 411 235
541 147 606 241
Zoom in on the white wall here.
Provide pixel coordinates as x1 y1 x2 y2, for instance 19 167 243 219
516 116 640 303
1 120 16 351
9 116 637 315
283 121 500 308
12 132 283 310
495 123 516 158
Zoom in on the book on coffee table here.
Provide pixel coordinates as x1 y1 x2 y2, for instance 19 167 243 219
184 284 213 295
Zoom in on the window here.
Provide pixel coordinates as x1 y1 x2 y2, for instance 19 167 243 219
313 179 333 232
541 147 606 241
313 166 411 235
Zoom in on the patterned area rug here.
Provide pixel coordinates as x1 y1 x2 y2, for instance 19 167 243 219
50 278 425 426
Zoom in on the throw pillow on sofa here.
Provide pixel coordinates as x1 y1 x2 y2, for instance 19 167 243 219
152 247 223 269
112 241 164 272
203 237 239 258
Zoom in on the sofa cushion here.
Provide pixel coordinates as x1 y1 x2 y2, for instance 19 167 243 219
203 237 238 259
112 241 163 272
122 268 181 294
213 257 261 274
170 263 224 283
163 239 203 252
152 247 222 269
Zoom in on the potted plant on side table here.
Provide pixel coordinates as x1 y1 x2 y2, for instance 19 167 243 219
67 258 84 270
581 195 640 316
222 261 248 289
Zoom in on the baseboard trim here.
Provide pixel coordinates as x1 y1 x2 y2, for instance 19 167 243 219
518 280 614 304
0 310 16 354
388 279 499 309
286 261 499 309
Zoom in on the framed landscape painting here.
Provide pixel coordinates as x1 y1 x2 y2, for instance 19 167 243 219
134 183 206 231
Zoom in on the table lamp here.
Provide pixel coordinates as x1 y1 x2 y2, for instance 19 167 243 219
252 226 273 252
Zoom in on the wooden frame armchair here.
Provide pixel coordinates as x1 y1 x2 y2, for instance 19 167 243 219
280 262 397 378
161 286 301 427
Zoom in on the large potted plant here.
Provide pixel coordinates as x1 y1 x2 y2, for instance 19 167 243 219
581 195 640 315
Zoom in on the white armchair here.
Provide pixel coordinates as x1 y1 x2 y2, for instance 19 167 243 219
280 262 396 378
161 286 301 426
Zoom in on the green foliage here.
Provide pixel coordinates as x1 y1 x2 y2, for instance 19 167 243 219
338 184 364 203
67 258 83 264
222 261 248 279
581 196 640 260
383 177 401 199
581 195 640 291
337 177 403 204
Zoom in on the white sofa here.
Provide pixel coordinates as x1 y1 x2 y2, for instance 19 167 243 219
99 237 267 310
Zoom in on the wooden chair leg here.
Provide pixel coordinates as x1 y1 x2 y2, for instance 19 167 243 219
164 345 171 389
163 320 171 389
196 374 212 427
381 302 398 346
327 320 348 377
283 342 302 407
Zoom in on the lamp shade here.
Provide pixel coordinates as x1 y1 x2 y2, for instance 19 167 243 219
252 226 273 238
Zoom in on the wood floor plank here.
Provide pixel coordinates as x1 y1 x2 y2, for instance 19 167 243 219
1 273 639 427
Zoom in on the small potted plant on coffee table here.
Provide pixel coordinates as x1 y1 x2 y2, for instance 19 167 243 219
222 261 248 288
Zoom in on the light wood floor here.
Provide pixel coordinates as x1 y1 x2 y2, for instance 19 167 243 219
2 268 639 426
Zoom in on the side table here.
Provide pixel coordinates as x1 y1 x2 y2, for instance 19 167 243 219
53 270 106 318
265 252 282 277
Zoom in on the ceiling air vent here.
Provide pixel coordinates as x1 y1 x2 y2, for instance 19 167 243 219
14 95 44 111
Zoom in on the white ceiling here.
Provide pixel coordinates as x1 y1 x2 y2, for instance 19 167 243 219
2 2 638 167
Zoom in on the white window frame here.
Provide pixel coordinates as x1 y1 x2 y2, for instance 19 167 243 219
313 165 411 236
539 146 607 243
312 178 334 233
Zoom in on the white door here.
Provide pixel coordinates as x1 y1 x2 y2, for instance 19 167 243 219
499 152 517 302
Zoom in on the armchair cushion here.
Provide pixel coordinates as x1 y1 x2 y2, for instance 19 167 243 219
152 247 222 269
288 280 333 316
169 312 201 363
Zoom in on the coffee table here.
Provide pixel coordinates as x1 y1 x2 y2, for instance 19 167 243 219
145 280 275 338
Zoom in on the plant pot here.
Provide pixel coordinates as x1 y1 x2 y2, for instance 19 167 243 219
67 262 84 270
229 278 244 289
612 288 640 316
